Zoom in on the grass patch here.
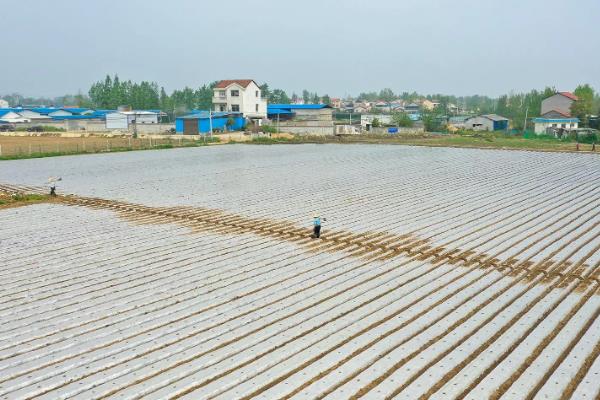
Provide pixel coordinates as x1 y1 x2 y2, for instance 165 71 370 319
261 132 596 153
15 126 66 132
248 136 293 145
0 192 51 208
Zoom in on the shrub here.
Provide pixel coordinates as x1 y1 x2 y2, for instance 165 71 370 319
260 125 278 133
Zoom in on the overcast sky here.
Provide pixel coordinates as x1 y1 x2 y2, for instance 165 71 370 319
1 0 599 98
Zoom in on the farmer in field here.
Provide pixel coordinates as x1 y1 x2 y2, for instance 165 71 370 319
312 214 326 239
47 177 61 196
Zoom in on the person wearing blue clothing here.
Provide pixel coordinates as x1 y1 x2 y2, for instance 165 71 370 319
312 214 326 238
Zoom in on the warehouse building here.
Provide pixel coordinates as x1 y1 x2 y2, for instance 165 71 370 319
175 111 244 135
267 104 334 135
48 108 93 118
0 110 30 123
105 111 160 130
465 114 509 131
267 104 333 121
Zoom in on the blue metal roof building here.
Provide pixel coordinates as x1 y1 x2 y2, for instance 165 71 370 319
175 111 244 134
267 104 332 120
50 115 102 121
269 104 332 110
532 117 579 123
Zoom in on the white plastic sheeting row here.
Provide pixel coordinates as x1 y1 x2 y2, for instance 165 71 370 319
1 144 600 399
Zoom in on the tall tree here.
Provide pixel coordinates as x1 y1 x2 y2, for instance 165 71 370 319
322 94 331 105
302 90 311 104
391 112 413 127
270 89 290 104
379 88 395 103
571 84 595 127
195 82 216 110
260 83 271 100
357 91 378 102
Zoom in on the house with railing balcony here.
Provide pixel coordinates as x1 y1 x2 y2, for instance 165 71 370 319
212 79 267 121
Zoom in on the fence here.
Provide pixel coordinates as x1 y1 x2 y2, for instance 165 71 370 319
16 121 176 134
0 136 216 158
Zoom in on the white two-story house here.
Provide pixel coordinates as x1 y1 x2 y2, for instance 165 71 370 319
212 79 267 121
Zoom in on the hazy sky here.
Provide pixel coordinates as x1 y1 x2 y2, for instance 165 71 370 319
1 0 599 98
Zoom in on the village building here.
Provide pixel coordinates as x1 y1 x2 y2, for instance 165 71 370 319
105 111 160 130
47 108 93 118
422 99 440 111
373 101 391 112
541 92 578 116
404 103 420 114
267 104 333 121
447 103 460 114
266 104 334 135
175 111 244 134
0 99 9 108
13 108 54 121
533 111 579 135
534 92 580 135
212 79 267 121
465 114 509 131
446 116 470 131
330 98 342 109
361 114 393 129
0 110 30 124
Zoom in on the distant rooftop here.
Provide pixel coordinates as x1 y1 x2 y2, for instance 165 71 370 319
479 114 509 121
268 104 332 110
214 80 257 89
557 92 578 101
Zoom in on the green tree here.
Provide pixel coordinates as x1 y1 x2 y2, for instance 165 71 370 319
171 87 196 112
159 87 171 116
88 74 112 108
391 112 413 127
260 83 271 100
379 88 395 103
571 84 595 127
311 93 320 104
74 91 93 108
270 89 290 104
195 82 217 110
302 90 311 104
322 94 331 105
371 117 381 128
357 91 378 102
422 108 443 132
110 75 126 107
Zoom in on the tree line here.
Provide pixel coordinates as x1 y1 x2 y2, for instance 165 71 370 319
2 76 599 127
81 75 335 118
357 85 600 129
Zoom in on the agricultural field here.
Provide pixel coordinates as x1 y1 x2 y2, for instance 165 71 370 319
0 144 599 399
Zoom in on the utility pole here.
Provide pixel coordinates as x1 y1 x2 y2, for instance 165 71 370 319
523 106 529 134
209 109 213 137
